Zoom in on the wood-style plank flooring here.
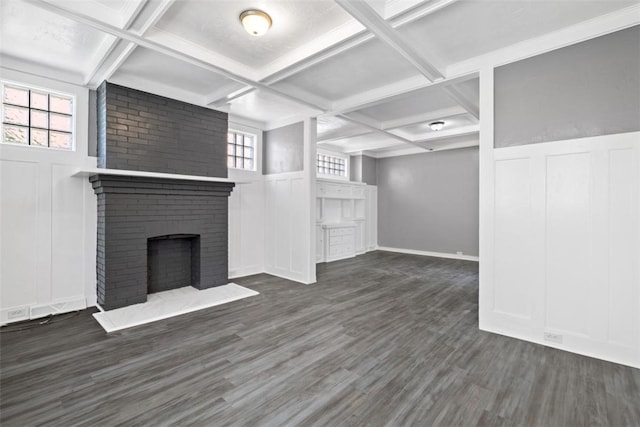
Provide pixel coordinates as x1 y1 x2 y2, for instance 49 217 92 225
1 251 639 426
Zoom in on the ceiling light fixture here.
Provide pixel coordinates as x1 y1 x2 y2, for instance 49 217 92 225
429 121 445 131
239 10 272 36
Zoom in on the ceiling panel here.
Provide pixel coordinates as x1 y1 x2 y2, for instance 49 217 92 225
390 112 477 139
112 47 244 95
317 116 371 140
273 38 424 101
228 89 322 126
356 85 459 122
153 0 358 70
398 0 638 66
0 0 115 77
325 132 408 153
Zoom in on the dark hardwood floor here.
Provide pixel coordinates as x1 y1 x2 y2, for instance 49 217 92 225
1 251 639 426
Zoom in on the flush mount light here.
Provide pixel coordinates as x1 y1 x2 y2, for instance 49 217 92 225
240 10 272 36
429 121 445 131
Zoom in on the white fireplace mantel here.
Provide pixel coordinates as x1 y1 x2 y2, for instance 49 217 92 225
72 168 246 184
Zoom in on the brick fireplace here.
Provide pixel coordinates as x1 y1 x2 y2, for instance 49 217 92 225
90 83 234 310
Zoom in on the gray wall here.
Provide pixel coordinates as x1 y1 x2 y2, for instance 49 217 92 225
350 155 362 182
377 147 479 256
361 155 377 185
350 154 377 185
263 122 304 174
495 25 640 148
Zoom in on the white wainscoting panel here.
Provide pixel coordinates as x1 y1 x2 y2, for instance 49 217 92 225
481 132 640 368
0 69 94 325
0 160 39 313
228 178 265 278
493 158 536 321
545 152 592 337
264 171 314 283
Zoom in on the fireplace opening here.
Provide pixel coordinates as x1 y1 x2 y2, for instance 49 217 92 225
147 234 201 294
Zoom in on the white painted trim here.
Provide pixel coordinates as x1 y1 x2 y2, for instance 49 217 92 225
378 246 479 262
228 266 264 279
335 0 443 81
480 325 639 370
0 296 86 325
229 116 266 132
72 168 241 183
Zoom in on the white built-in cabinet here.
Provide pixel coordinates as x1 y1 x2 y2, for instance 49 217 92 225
316 178 377 263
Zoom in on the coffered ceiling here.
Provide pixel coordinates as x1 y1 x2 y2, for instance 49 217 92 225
1 0 637 156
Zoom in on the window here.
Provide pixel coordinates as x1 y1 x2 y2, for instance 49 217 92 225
1 82 74 150
227 130 255 171
317 153 347 177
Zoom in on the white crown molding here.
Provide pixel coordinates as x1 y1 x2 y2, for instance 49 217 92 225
0 59 85 87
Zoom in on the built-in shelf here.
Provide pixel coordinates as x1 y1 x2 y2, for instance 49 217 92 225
316 179 377 263
72 168 245 184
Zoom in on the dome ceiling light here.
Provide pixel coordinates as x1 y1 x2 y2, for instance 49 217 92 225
429 121 445 131
239 10 272 37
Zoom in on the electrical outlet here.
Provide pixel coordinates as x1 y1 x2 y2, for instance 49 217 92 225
544 332 563 344
456 251 463 255
7 307 28 320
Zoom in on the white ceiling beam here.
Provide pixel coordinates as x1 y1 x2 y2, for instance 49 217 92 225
335 0 481 120
84 0 176 89
331 72 477 116
129 0 176 35
380 107 468 130
85 40 137 89
26 0 328 113
335 0 444 82
205 84 253 107
220 0 461 109
193 0 461 113
339 113 421 148
442 85 479 119
264 0 458 86
410 125 479 145
388 0 459 26
318 130 373 144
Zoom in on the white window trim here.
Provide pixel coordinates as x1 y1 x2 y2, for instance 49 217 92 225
227 122 263 178
316 148 349 181
1 79 77 152
0 69 89 167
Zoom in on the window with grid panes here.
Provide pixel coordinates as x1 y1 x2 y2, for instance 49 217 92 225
227 130 256 171
1 82 74 150
316 153 346 177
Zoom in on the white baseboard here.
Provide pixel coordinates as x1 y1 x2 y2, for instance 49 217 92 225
229 265 264 279
480 324 640 370
1 296 87 326
377 246 479 261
